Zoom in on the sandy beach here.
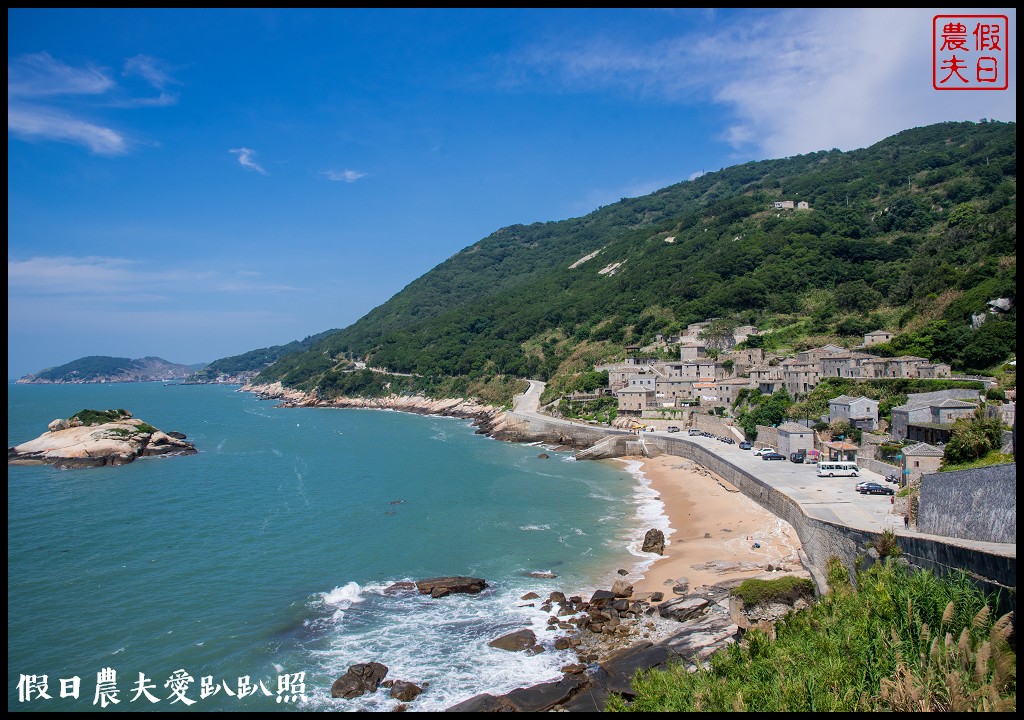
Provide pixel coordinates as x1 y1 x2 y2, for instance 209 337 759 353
622 454 808 596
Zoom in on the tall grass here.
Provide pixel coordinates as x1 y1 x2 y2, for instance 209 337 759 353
609 560 1015 712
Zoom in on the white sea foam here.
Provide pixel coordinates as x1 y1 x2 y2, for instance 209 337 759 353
616 458 674 577
302 580 577 712
319 582 364 622
518 524 550 531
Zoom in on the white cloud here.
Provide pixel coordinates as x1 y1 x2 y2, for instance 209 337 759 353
119 54 179 107
8 51 179 153
7 256 301 296
229 147 268 174
513 9 1016 158
321 169 367 183
7 51 113 97
7 106 127 154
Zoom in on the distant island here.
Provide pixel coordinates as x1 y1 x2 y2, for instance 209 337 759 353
8 408 197 469
16 356 204 384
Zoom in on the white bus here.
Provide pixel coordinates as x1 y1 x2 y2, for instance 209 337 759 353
817 461 860 477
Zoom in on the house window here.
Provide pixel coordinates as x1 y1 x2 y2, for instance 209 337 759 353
914 461 920 467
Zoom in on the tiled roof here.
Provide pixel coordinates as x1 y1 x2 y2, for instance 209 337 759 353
903 442 945 457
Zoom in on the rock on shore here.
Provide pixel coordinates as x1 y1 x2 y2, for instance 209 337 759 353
242 382 511 438
8 413 196 469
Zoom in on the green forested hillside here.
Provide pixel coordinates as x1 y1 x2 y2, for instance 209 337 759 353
187 329 338 381
257 121 1016 398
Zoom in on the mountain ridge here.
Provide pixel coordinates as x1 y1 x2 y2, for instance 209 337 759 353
247 120 1016 401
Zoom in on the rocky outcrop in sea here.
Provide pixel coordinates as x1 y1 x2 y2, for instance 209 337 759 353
8 412 197 469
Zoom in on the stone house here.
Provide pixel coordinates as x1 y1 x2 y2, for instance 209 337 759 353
655 377 696 403
679 343 709 361
693 381 720 402
901 442 945 483
829 395 879 431
883 356 930 378
864 330 893 347
856 357 889 379
820 352 875 380
777 422 815 457
773 200 795 209
890 397 978 443
716 378 755 406
616 386 655 414
916 362 952 379
726 347 764 375
748 364 784 394
782 360 821 398
599 363 652 391
797 201 810 210
627 374 657 391
660 360 720 381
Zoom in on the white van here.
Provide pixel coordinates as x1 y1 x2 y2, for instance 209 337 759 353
817 461 860 477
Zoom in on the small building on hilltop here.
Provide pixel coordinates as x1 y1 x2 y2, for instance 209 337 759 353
864 330 893 347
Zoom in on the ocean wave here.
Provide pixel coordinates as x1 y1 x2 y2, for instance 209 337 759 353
518 524 550 531
301 583 576 712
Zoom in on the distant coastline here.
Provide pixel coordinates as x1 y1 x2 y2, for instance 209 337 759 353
17 355 200 385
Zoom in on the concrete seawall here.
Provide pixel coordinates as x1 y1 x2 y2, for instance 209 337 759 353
506 410 1015 615
646 436 1014 612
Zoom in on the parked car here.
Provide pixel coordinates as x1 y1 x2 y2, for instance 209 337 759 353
753 447 777 456
856 482 894 496
688 428 701 436
760 452 786 461
667 426 680 433
855 480 875 492
738 441 752 450
790 452 806 463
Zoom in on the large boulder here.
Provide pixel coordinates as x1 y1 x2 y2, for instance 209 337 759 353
641 529 665 555
389 681 424 702
331 662 389 699
611 580 634 598
488 629 540 652
415 576 487 598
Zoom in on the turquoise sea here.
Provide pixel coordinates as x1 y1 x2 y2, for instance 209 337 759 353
8 383 666 712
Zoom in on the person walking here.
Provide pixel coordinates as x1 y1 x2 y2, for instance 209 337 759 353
903 514 910 529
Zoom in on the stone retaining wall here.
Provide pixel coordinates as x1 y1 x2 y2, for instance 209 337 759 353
918 464 1016 544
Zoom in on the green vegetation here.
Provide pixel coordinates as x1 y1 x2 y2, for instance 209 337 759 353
732 576 816 607
941 452 1015 473
188 330 338 381
868 528 903 559
71 409 132 426
251 121 1015 399
608 560 1015 712
942 408 1007 466
557 396 618 425
303 368 527 407
734 389 793 440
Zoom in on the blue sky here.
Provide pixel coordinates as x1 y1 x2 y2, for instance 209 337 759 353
7 8 1017 378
